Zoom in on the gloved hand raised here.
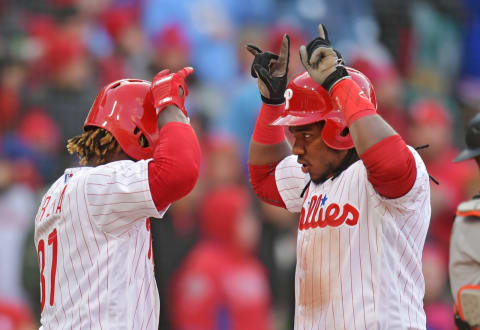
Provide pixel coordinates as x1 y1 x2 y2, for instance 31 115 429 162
151 67 194 117
299 24 348 92
246 34 290 105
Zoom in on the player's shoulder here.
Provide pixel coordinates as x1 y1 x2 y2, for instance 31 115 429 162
408 145 428 172
276 154 300 171
456 196 480 220
88 159 149 177
276 155 308 178
46 167 87 192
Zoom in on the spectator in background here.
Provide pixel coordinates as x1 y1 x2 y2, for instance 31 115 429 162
0 60 27 134
202 135 245 188
422 243 457 330
218 24 308 163
31 14 97 168
0 158 37 313
16 109 61 183
255 201 297 329
171 186 273 330
0 298 36 330
99 5 150 83
267 24 308 80
149 23 192 75
457 0 480 131
407 99 476 259
408 0 462 96
213 26 266 163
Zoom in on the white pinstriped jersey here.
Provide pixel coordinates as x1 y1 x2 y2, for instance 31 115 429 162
276 147 431 330
34 159 168 330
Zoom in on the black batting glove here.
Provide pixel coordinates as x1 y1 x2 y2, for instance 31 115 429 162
246 34 290 105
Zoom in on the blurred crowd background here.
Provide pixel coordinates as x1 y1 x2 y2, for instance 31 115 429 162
0 0 479 329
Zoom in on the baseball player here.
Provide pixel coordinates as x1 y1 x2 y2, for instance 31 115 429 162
33 67 201 329
449 113 480 330
246 25 431 329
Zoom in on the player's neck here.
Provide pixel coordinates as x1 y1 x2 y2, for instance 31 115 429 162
86 151 131 166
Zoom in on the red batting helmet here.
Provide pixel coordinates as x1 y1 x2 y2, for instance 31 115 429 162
271 67 376 150
84 79 159 160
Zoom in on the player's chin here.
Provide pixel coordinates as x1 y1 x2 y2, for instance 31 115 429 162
310 171 328 185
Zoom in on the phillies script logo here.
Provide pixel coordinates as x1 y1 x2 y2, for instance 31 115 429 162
299 194 359 230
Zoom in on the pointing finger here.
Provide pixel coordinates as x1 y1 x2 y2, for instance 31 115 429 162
299 45 312 71
318 24 326 39
279 34 290 60
246 44 262 56
318 24 330 43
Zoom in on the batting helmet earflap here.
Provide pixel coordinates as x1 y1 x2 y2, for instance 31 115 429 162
453 113 480 162
84 79 160 160
271 67 376 150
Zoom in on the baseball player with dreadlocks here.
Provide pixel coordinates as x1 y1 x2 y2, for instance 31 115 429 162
247 25 431 329
33 67 201 329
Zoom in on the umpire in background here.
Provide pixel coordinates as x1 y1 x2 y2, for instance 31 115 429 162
449 113 480 330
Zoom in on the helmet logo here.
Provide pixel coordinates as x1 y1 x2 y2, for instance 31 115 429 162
284 88 293 110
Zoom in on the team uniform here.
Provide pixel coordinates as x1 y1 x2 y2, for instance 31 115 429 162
275 147 430 329
248 60 431 328
34 160 167 329
247 26 432 330
33 70 201 329
449 113 480 328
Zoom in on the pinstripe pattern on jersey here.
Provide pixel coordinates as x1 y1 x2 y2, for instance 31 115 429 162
35 159 168 329
276 148 430 330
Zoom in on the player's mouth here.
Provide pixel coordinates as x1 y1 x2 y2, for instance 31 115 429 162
298 159 310 174
301 164 310 174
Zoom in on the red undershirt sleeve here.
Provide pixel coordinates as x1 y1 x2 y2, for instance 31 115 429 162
360 135 417 199
330 77 377 126
148 122 201 211
248 163 286 208
248 102 287 208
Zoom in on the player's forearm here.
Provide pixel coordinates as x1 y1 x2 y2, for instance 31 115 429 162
248 103 291 165
331 78 416 198
148 121 201 210
157 105 189 127
249 140 291 165
248 162 286 208
330 78 396 154
349 115 397 154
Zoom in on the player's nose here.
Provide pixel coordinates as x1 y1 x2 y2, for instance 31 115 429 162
291 140 305 156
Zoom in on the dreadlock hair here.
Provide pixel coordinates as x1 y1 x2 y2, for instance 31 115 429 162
66 128 123 165
331 147 359 179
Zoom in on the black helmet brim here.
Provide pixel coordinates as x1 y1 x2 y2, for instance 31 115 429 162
453 147 480 162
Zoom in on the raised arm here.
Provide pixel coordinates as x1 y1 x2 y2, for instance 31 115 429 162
246 35 292 166
299 25 417 198
245 35 295 208
148 68 201 211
